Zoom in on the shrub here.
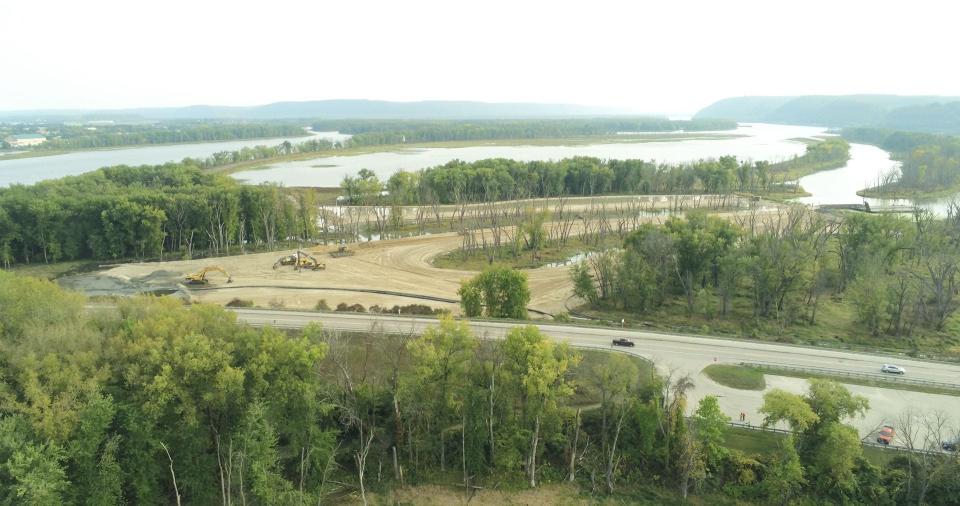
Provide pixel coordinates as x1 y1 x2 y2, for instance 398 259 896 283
225 298 254 308
315 299 330 311
389 304 434 315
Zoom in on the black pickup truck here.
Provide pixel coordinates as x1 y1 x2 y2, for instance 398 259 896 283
612 338 635 347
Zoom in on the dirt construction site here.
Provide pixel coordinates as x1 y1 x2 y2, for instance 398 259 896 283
59 232 567 315
58 196 782 316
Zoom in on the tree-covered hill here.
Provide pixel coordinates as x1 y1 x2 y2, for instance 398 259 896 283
696 95 960 133
0 99 637 122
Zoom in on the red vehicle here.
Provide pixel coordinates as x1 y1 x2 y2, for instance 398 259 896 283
877 425 895 445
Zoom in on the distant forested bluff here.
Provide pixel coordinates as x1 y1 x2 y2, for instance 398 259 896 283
696 95 960 134
2 122 308 151
312 117 737 145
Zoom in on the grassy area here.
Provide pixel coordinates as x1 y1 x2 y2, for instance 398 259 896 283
725 426 781 455
755 186 812 200
755 365 960 397
0 149 71 160
370 482 743 505
703 364 766 390
702 360 959 397
724 426 895 466
432 236 620 271
10 260 102 281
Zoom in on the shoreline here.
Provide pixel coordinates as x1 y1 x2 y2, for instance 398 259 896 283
857 183 960 200
210 132 746 175
0 132 314 161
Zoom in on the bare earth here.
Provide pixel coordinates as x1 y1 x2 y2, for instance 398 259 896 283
63 199 779 316
82 231 571 315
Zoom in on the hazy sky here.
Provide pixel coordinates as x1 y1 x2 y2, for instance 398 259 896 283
2 0 957 114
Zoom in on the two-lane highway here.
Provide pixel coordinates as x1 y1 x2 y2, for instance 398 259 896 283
232 308 960 437
232 308 960 384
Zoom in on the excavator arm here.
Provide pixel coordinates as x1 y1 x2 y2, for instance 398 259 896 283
185 266 233 285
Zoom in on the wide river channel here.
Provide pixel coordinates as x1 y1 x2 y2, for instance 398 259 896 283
1 123 955 213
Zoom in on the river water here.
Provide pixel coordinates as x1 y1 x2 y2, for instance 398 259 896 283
3 123 956 212
795 143 957 215
232 123 821 187
0 131 350 186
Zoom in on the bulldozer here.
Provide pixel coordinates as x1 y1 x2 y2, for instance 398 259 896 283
329 243 355 258
184 266 233 285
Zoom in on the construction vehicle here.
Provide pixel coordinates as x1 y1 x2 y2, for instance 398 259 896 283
272 254 298 269
294 250 325 271
329 242 355 258
185 266 233 285
273 251 325 271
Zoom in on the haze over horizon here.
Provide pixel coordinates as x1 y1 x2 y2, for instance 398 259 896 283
2 0 959 114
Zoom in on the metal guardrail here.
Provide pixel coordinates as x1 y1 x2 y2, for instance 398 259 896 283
740 361 960 392
727 421 949 456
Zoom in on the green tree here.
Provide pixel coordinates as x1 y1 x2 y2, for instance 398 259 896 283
458 265 530 319
758 389 819 432
691 396 729 472
760 435 805 504
502 325 580 487
570 261 599 305
406 317 478 469
809 423 863 498
458 280 483 318
588 353 639 492
804 379 869 428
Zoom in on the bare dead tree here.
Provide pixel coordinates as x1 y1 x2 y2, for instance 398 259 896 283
160 441 182 506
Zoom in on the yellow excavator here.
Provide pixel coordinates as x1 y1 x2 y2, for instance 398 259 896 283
273 251 325 271
296 250 326 271
185 266 233 285
272 254 298 269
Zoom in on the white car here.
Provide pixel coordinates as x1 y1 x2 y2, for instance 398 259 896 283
881 364 906 375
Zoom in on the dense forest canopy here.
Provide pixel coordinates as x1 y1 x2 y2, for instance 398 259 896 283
312 117 737 146
573 207 960 337
1 273 957 505
696 95 960 134
1 122 308 150
0 164 319 266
